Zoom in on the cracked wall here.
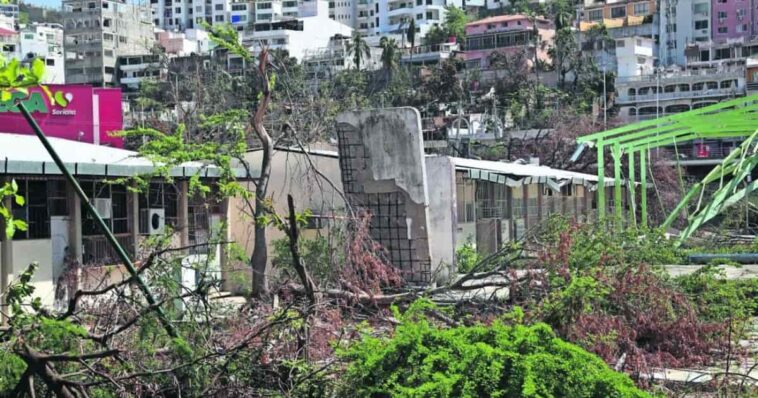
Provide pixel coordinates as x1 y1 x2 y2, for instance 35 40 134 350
336 108 433 284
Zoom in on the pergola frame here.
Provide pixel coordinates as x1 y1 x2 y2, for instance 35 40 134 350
576 95 758 234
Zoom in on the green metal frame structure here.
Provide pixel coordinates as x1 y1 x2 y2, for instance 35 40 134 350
576 95 758 239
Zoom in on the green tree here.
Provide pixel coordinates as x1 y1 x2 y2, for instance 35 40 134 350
550 0 574 30
442 5 468 44
346 31 371 70
549 27 579 89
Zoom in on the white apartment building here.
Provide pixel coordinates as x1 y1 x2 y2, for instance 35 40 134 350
301 33 381 82
241 1 352 60
153 0 467 42
615 35 654 78
659 0 711 66
19 23 66 84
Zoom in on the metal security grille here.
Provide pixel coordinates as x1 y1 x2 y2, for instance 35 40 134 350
336 122 431 284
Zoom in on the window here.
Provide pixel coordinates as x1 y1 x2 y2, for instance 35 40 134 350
103 18 111 27
214 3 223 10
588 9 602 21
12 180 51 239
633 3 648 15
46 58 55 66
118 35 127 43
257 2 271 9
215 15 224 21
693 3 708 14
104 66 115 74
139 183 178 229
616 40 625 47
718 11 727 19
80 181 128 236
718 26 728 34
23 33 33 39
695 20 708 29
416 13 422 19
611 6 625 18
103 33 113 41
426 11 433 20
737 9 746 19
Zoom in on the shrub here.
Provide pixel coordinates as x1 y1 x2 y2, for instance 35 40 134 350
339 300 652 398
455 241 480 274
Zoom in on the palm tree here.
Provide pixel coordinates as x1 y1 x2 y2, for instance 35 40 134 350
406 18 416 65
346 31 371 70
379 36 399 82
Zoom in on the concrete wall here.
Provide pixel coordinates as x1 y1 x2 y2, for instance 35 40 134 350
228 147 344 291
424 156 457 283
0 239 55 307
336 108 433 284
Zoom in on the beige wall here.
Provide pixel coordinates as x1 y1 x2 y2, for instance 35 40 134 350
0 239 55 307
227 148 345 290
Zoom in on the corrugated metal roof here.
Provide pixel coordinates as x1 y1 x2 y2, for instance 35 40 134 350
448 156 613 184
0 133 256 179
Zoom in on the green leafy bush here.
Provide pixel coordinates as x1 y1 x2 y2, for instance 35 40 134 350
455 241 481 274
673 265 758 323
339 300 652 398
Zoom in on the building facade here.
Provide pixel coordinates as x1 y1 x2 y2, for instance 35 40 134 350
464 14 554 71
20 23 65 84
658 0 711 66
63 0 155 86
712 0 757 42
615 67 746 122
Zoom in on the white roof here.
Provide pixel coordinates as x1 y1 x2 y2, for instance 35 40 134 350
0 133 254 178
449 156 610 183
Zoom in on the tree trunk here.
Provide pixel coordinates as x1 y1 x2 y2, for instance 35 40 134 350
250 50 273 299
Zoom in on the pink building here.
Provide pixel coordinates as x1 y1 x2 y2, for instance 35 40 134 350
464 14 554 70
0 84 124 147
712 0 757 42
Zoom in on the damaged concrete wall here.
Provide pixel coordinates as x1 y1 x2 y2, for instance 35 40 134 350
336 108 432 284
424 156 457 284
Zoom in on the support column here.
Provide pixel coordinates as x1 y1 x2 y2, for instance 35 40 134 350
178 181 190 249
628 150 637 228
128 186 139 258
612 143 623 228
66 181 82 264
219 197 231 292
597 140 606 221
640 149 648 228
1 190 12 324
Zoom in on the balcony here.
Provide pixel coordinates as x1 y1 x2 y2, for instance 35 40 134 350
660 140 752 166
616 87 740 104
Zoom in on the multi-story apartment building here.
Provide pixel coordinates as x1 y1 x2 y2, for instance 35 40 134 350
615 67 746 122
0 3 19 19
301 33 382 82
150 0 230 30
659 0 711 66
240 1 352 60
19 23 66 84
615 35 654 78
463 14 554 71
579 0 658 73
63 0 155 86
712 0 757 42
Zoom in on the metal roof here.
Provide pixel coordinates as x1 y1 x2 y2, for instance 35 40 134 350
0 133 256 179
449 156 613 185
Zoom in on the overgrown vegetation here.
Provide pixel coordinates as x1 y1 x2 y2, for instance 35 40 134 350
341 300 652 398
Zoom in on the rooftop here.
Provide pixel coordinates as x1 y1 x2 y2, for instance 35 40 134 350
0 133 254 178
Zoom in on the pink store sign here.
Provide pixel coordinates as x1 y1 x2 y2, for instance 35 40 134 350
0 84 124 147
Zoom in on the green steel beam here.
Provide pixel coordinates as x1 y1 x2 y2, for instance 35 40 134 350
628 150 637 228
677 180 758 244
612 143 623 226
17 102 180 340
597 139 605 220
640 149 647 228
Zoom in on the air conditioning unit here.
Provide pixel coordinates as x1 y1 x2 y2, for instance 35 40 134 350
93 198 112 219
140 208 165 235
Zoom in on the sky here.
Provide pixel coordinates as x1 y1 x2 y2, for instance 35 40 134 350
22 0 62 8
